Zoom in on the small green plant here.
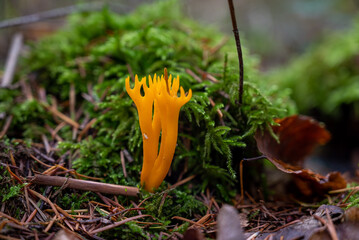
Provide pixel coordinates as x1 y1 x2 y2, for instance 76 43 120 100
140 189 206 220
345 183 359 209
57 191 96 211
2 183 26 202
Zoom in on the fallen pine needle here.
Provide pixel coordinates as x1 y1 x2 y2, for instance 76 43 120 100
0 212 24 226
0 234 22 240
25 209 38 223
329 186 359 194
89 215 151 235
197 214 212 225
44 216 57 233
6 165 23 184
0 115 13 139
270 219 301 232
28 189 61 220
42 103 80 129
172 216 205 228
169 175 196 189
29 154 52 168
54 204 75 220
325 208 338 240
77 118 97 141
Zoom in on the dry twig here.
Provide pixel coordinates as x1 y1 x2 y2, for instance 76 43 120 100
227 0 244 107
30 174 139 197
1 33 23 87
0 115 13 139
42 103 80 129
89 215 151 235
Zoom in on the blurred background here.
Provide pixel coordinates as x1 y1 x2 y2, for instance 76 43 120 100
1 0 358 69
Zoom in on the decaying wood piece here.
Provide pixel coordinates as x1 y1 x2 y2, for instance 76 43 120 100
30 174 139 197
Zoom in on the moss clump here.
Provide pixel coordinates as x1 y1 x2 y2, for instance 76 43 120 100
1 0 293 229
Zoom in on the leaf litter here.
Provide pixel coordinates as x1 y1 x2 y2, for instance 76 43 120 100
2 136 357 239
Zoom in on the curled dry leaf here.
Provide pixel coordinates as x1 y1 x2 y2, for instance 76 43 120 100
256 115 331 167
294 170 347 196
254 115 346 196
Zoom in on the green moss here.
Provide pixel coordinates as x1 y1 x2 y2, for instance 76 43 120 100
57 191 96 211
345 183 359 209
2 183 26 202
0 166 24 203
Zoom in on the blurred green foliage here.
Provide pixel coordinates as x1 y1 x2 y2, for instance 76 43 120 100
2 183 25 202
267 17 359 117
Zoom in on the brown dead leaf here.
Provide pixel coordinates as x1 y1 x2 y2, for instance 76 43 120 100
255 115 331 167
294 170 347 196
254 115 346 196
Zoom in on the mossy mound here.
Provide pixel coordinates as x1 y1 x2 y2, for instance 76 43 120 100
0 1 294 237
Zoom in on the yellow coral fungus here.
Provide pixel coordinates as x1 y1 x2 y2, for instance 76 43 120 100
125 69 192 192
